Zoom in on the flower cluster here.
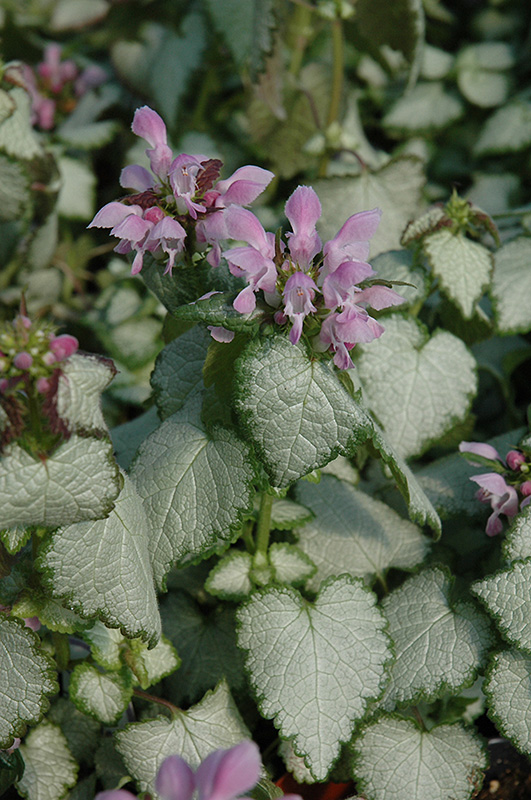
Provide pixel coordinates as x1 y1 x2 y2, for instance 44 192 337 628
10 43 106 130
0 313 78 397
224 185 403 369
89 106 273 276
459 441 531 535
96 740 301 800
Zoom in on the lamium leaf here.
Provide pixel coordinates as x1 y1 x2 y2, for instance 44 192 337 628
56 120 118 150
47 698 101 767
355 0 424 66
236 576 391 780
111 407 159 471
474 100 531 156
56 156 96 220
128 636 181 690
472 559 531 653
352 717 487 800
0 435 120 529
16 721 78 800
38 473 161 647
130 405 256 588
82 622 124 671
205 0 276 73
423 230 493 319
294 476 428 591
457 69 509 109
161 593 246 706
268 544 316 586
270 499 313 530
314 156 425 257
233 335 373 489
415 429 524 518
356 316 477 459
12 592 91 635
114 681 250 796
69 664 133 725
383 82 464 134
171 291 265 333
151 326 210 420
484 648 531 756
0 88 43 160
491 237 531 334
380 568 493 710
0 618 58 748
49 0 110 30
0 155 30 222
205 552 254 601
503 505 531 562
55 354 116 434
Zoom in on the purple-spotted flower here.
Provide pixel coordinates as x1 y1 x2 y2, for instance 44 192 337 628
89 106 273 275
224 185 403 369
95 740 302 800
459 441 531 535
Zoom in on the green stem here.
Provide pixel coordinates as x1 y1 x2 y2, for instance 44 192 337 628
255 492 274 556
241 520 255 554
288 2 313 76
412 705 427 731
52 632 70 672
318 17 344 177
326 18 344 129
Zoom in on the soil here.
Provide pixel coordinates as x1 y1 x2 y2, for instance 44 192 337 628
474 738 531 800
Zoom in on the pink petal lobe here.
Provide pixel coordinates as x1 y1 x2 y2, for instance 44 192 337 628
233 285 257 314
459 442 501 463
155 755 196 800
132 106 168 148
355 285 405 310
88 202 142 229
120 165 154 191
196 741 261 800
470 472 510 496
333 208 382 246
285 186 322 234
208 326 235 343
225 207 269 252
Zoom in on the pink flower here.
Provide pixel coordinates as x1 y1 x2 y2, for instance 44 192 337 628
131 105 174 181
321 208 381 280
283 272 317 344
224 207 278 313
319 305 385 370
470 473 519 536
458 441 502 465
506 450 526 471
95 741 302 800
284 186 322 269
13 352 33 370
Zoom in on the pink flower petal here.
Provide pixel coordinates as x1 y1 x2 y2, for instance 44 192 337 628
285 186 322 235
132 106 168 149
470 472 510 496
355 284 405 310
233 285 257 314
120 165 154 191
50 334 79 360
88 202 143 229
459 442 501 464
155 756 196 800
216 166 274 206
196 741 261 800
208 326 235 343
225 207 270 252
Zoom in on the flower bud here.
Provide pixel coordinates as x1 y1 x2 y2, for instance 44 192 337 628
13 352 33 370
506 450 526 471
520 481 531 497
49 334 78 360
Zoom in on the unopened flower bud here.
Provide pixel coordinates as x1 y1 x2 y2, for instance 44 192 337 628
521 481 531 497
49 334 78 360
13 352 33 370
36 377 51 394
507 450 526 471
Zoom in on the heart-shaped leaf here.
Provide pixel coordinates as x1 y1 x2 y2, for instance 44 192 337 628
38 472 161 646
114 681 250 796
130 405 256 588
472 558 531 653
383 82 464 133
55 354 116 434
424 230 493 319
233 335 373 489
474 100 531 155
380 568 493 710
356 315 477 459
0 618 58 748
237 576 391 780
151 326 210 420
69 664 133 725
484 648 531 756
0 435 120 529
295 476 428 590
352 717 487 800
16 721 78 800
492 237 531 334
